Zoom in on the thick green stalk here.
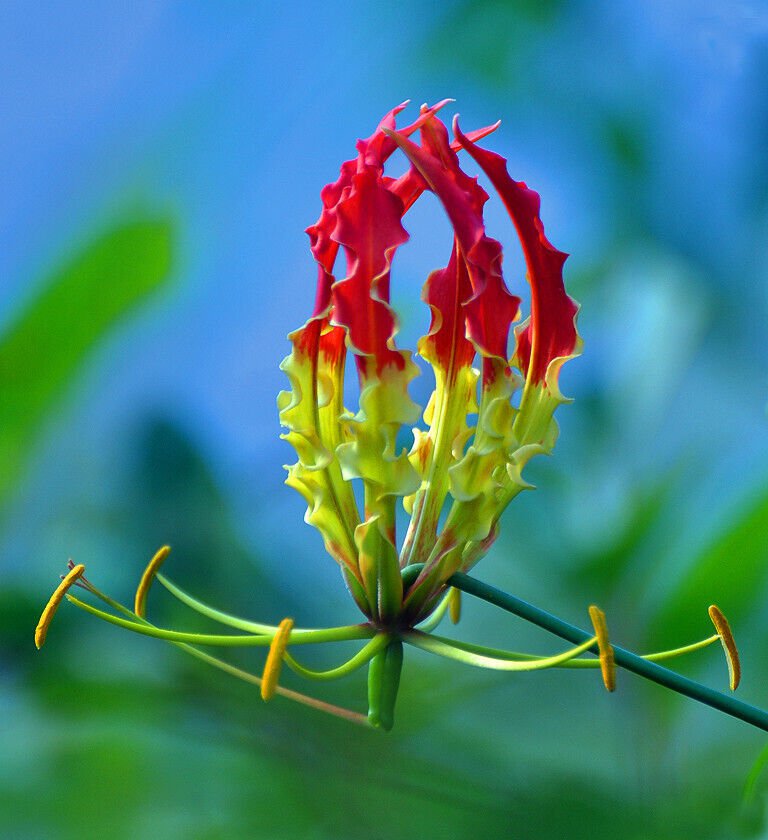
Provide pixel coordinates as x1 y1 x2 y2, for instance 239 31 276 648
448 571 768 733
367 639 403 731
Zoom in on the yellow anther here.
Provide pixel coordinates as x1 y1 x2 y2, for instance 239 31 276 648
134 545 171 617
261 618 294 702
588 605 616 692
448 588 462 625
35 564 85 649
709 605 741 691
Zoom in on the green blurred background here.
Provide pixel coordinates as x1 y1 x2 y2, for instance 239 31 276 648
3 2 768 838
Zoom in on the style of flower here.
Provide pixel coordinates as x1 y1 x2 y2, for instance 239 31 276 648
36 102 757 733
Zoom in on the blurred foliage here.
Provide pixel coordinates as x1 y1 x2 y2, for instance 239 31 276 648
122 417 290 623
567 470 677 598
0 219 173 511
652 484 768 647
428 0 566 87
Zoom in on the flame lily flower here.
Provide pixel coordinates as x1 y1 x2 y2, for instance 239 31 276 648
37 103 766 734
279 100 579 626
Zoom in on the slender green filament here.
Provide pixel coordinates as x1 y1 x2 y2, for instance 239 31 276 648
47 558 768 733
404 630 599 671
156 573 282 634
283 634 390 681
414 590 452 633
66 594 375 646
74 577 371 725
186 643 370 725
412 632 720 667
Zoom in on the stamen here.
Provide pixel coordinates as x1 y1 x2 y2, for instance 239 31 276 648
410 632 721 668
261 618 294 701
35 564 86 649
588 605 616 692
709 605 741 691
414 590 451 633
63 558 94 591
283 634 389 681
156 572 280 634
65 594 372 646
134 545 171 617
448 588 462 625
404 630 599 671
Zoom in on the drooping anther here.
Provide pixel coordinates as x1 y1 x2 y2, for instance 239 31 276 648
448 588 462 625
134 545 171 617
35 564 86 649
261 618 294 702
588 605 616 692
708 605 741 691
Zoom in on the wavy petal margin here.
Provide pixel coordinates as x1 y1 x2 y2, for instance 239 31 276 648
454 118 580 387
282 104 453 620
385 125 520 369
281 103 581 623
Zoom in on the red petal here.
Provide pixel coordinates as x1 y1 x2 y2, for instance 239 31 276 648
299 106 509 377
357 99 453 168
385 124 520 366
304 101 455 327
420 238 476 374
454 118 578 384
390 120 501 214
331 168 410 373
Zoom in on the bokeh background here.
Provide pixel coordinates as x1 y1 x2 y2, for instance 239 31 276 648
2 2 768 838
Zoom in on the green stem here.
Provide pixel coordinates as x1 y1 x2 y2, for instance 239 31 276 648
283 634 390 681
367 640 403 731
449 571 768 733
66 594 374 646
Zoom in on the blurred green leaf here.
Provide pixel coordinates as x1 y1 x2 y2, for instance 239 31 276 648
0 218 173 509
568 463 683 600
427 0 565 87
123 417 289 623
569 474 676 599
603 112 648 177
650 484 768 647
744 742 768 806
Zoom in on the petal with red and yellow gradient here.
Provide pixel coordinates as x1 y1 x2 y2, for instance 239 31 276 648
387 122 522 591
398 116 484 568
280 104 451 618
331 165 420 621
454 118 582 449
